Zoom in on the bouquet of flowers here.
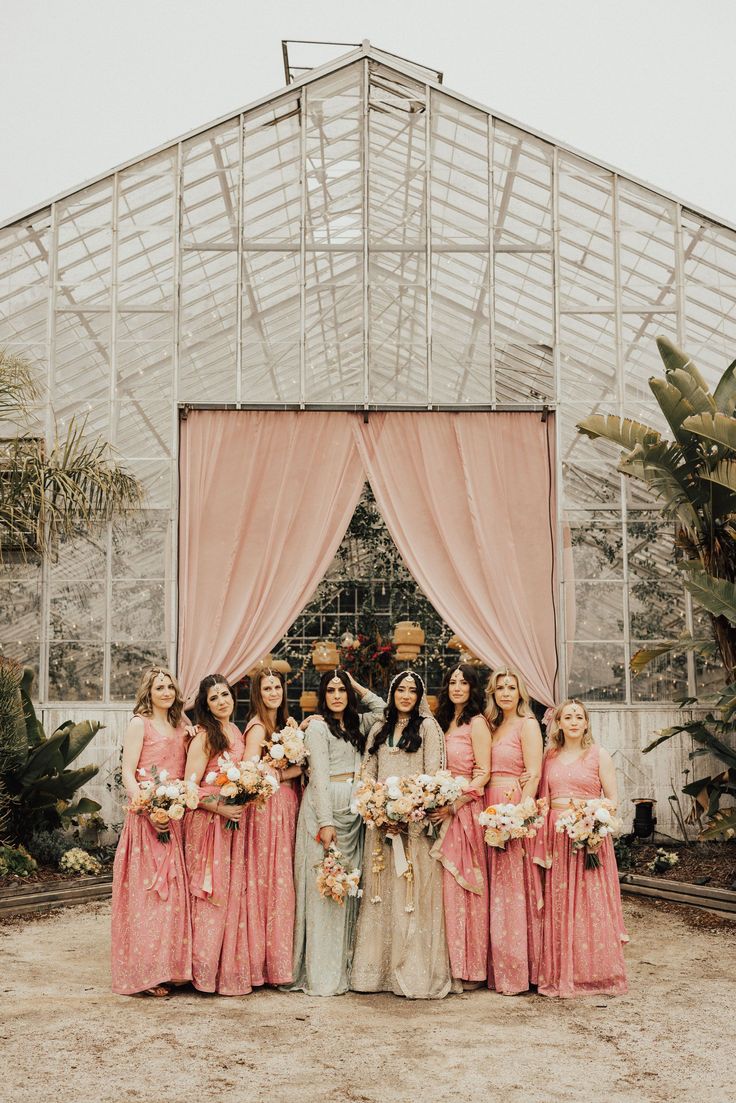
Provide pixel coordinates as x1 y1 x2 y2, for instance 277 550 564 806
314 844 362 905
478 796 547 849
205 753 279 830
555 797 623 869
351 775 422 831
262 725 309 770
129 765 200 844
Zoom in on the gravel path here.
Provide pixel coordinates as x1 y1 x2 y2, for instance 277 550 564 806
0 896 732 1103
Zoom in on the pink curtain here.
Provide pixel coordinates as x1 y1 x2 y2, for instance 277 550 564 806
352 412 557 704
177 410 558 706
177 410 365 699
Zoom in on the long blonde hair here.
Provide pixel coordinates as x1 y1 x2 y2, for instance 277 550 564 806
485 667 533 732
134 665 184 728
547 698 593 752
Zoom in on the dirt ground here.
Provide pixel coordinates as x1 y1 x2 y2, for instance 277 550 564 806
0 897 732 1103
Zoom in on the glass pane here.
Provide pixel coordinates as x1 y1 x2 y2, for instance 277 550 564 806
431 93 488 247
569 581 624 640
682 215 736 394
618 181 677 310
0 212 50 351
558 156 614 311
110 643 167 700
241 250 300 402
112 512 169 578
369 66 426 247
305 250 363 401
559 310 617 404
567 513 623 580
630 645 688 703
370 251 426 404
244 94 301 247
56 181 113 305
179 248 237 401
305 65 363 247
182 121 240 248
51 535 106 580
627 520 685 639
48 643 104 700
117 152 176 309
495 251 554 402
622 312 677 403
111 581 166 641
431 251 490 403
49 581 105 640
0 580 41 642
493 124 552 249
567 642 625 701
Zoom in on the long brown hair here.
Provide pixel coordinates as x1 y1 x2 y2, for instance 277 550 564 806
194 673 236 757
134 665 184 728
547 699 593 752
248 669 289 738
484 666 533 732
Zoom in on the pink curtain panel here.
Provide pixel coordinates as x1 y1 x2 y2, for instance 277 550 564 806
178 410 557 704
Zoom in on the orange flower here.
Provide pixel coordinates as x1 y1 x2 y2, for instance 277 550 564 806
150 808 170 826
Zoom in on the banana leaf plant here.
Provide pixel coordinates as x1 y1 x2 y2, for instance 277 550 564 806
578 337 736 838
0 662 103 843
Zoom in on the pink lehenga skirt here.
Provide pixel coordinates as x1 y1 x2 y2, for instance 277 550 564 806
183 808 252 995
111 812 192 994
536 809 628 998
432 796 488 982
244 783 298 986
485 781 543 995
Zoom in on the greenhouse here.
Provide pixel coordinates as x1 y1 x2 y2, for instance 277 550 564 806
2 39 735 829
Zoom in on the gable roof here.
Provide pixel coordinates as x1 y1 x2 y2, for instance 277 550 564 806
2 39 735 234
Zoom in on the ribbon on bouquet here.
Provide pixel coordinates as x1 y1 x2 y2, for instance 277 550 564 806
388 831 409 876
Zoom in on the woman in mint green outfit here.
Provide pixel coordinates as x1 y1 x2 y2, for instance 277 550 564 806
290 669 385 996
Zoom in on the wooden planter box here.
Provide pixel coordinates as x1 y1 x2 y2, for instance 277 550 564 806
620 872 736 916
0 873 113 918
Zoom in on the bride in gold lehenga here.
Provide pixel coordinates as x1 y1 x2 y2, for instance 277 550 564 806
350 670 451 1000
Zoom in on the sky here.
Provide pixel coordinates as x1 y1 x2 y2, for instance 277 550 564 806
2 0 736 226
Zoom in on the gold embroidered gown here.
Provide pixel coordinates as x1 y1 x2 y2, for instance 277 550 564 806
350 717 452 999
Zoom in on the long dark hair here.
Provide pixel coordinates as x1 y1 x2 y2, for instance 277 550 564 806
248 669 289 738
369 670 424 755
435 663 485 733
194 673 236 757
316 669 363 752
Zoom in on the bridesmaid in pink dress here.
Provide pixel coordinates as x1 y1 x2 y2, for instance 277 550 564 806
484 667 544 995
184 673 251 995
111 666 192 996
243 668 301 987
535 699 628 998
430 664 490 988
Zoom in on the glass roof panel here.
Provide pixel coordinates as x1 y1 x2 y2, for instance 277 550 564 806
431 92 488 247
558 155 614 311
305 64 363 247
682 213 736 392
493 123 552 250
244 94 301 247
431 250 490 404
368 64 426 248
370 251 426 404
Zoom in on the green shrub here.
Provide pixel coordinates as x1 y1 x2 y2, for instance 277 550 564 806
0 844 38 878
27 829 70 866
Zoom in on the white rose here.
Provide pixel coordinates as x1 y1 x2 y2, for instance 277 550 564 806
267 775 279 790
598 825 609 836
205 771 216 783
594 807 611 823
226 766 241 781
269 745 286 760
155 785 167 797
416 774 432 786
165 784 179 800
271 731 282 743
384 776 399 789
387 787 402 801
159 769 169 781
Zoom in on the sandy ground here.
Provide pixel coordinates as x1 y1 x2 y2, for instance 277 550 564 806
0 897 732 1103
